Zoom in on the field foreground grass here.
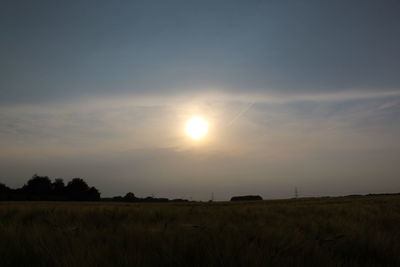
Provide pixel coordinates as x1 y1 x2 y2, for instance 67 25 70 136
1 196 400 266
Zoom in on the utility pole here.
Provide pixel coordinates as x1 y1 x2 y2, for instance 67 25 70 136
211 192 214 202
294 186 298 199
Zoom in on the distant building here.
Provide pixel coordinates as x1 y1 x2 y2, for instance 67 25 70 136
230 195 263 201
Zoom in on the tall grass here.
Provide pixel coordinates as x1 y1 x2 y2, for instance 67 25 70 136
0 196 400 266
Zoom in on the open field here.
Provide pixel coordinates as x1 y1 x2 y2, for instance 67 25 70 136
1 196 400 267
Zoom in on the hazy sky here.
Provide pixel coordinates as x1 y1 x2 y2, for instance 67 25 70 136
1 0 400 200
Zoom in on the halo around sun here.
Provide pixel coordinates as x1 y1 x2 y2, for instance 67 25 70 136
185 117 209 140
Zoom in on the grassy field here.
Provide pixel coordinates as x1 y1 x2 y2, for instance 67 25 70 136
0 196 400 267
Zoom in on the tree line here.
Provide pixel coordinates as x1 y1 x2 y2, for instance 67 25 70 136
0 175 268 202
0 174 188 202
0 175 100 201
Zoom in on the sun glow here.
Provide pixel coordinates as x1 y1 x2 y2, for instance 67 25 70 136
185 117 209 140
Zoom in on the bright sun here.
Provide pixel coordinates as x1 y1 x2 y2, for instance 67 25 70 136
185 117 209 140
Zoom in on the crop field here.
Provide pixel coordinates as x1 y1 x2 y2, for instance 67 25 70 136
0 196 400 267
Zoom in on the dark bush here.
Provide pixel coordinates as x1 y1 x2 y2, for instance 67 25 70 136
124 192 137 202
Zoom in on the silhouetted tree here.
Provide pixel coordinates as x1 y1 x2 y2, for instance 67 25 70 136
52 178 65 193
67 178 89 191
0 183 9 193
124 192 136 202
23 175 52 198
0 183 10 200
50 178 66 200
65 178 100 201
87 187 101 201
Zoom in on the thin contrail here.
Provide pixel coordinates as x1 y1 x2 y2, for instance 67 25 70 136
227 101 255 126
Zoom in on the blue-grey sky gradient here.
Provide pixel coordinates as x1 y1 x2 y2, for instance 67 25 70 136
2 0 400 103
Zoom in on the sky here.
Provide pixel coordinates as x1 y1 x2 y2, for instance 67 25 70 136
1 0 400 200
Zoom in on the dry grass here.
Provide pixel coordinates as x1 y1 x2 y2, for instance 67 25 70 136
1 196 400 266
